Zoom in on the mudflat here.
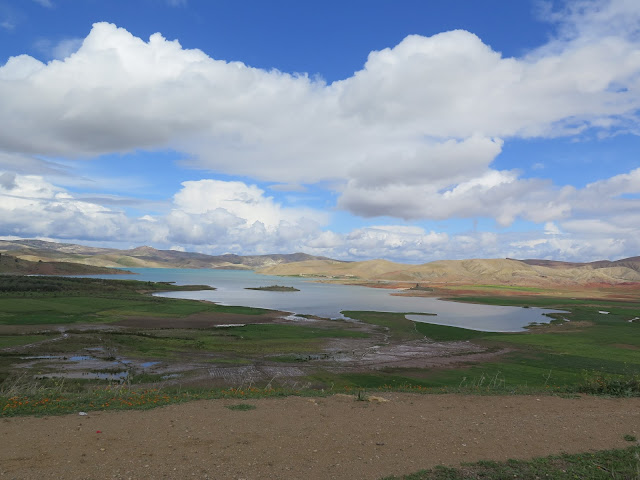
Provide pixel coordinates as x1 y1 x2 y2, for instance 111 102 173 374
2 393 639 479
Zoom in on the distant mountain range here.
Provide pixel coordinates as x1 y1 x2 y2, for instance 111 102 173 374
0 239 339 270
1 239 638 286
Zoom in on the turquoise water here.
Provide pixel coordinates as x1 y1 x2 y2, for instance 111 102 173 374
93 268 561 332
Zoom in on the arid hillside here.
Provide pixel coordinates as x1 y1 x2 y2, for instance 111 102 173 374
0 253 130 276
2 238 639 287
257 256 640 286
0 239 339 270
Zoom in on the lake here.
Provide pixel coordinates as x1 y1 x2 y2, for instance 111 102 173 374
91 268 561 332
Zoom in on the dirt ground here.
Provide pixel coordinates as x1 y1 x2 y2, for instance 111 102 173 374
2 393 639 480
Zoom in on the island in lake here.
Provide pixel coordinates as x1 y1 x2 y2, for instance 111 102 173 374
244 284 300 292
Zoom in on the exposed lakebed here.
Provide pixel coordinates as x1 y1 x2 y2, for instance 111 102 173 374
18 347 162 382
92 268 562 332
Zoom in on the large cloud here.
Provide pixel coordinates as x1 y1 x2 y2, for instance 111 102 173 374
336 29 640 139
0 173 150 241
172 179 326 230
165 179 328 253
0 173 329 254
0 8 639 199
3 17 639 165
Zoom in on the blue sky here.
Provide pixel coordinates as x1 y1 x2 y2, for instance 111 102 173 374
0 0 639 262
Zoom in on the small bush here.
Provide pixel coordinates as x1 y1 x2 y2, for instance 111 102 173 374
576 371 640 397
225 403 256 411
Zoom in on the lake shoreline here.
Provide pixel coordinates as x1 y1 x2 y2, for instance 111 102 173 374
85 267 560 332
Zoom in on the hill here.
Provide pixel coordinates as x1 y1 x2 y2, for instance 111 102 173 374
0 253 129 276
0 239 341 270
258 256 640 287
3 238 638 287
518 256 640 273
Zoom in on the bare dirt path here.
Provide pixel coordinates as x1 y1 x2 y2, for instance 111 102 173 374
2 393 639 480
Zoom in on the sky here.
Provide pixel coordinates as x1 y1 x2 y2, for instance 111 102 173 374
1 0 640 263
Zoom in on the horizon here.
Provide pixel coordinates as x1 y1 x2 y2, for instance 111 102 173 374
1 236 637 266
1 1 640 263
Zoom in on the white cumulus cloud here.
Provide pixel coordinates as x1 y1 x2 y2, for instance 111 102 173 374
0 13 638 223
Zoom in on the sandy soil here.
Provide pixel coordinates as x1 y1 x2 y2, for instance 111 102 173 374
2 393 639 480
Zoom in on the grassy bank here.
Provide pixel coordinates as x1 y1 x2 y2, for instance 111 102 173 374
335 296 640 392
1 384 312 416
0 275 268 325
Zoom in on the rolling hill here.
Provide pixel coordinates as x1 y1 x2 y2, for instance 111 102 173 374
0 253 131 276
257 257 640 286
0 239 340 270
2 238 638 287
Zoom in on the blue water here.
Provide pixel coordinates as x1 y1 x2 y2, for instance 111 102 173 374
91 268 561 332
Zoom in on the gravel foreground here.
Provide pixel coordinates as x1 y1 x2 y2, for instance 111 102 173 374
2 393 639 479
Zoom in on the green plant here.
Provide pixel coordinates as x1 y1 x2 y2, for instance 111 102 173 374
382 446 640 479
624 434 637 442
225 403 256 411
576 371 640 397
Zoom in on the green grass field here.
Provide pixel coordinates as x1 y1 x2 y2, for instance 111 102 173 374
104 324 367 358
0 334 53 349
1 276 640 416
0 276 268 325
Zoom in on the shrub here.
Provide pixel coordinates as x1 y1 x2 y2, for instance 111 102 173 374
576 371 640 397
